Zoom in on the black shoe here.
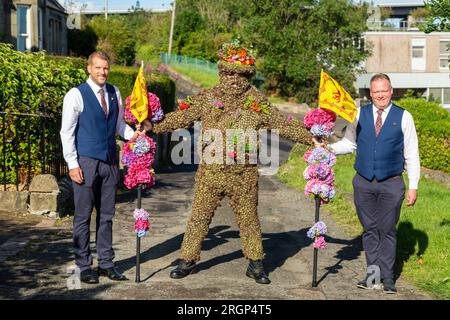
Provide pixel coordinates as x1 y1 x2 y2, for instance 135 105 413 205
80 269 99 284
382 278 397 294
98 266 128 281
170 259 196 279
246 260 271 284
357 274 382 290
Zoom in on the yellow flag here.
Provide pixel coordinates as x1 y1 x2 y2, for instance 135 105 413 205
129 65 148 123
318 70 357 123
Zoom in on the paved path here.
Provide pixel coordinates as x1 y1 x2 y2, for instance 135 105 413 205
0 137 431 300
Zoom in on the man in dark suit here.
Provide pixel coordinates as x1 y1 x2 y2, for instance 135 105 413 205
60 51 144 284
328 73 420 294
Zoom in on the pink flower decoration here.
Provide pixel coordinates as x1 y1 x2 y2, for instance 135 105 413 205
287 114 293 122
303 108 336 130
125 92 163 125
313 236 327 249
121 135 156 190
227 151 237 159
134 218 151 233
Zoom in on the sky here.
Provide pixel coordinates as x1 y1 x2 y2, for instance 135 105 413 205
58 0 425 12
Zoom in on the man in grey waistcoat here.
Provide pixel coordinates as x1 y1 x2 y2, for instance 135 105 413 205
60 51 144 284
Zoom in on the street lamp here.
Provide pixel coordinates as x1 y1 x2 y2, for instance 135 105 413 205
168 0 176 56
105 0 108 19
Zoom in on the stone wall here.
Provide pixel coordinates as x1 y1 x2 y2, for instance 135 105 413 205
0 174 73 218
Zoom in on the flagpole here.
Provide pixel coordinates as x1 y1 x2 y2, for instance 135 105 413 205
136 61 144 283
312 195 320 287
135 185 141 283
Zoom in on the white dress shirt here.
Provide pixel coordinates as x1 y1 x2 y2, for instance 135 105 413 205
329 103 420 189
60 77 135 169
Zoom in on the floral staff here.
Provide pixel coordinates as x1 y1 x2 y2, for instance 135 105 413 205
303 107 336 287
303 69 357 287
121 62 164 282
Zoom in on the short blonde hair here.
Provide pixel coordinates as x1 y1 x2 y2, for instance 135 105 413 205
370 73 391 87
87 51 111 65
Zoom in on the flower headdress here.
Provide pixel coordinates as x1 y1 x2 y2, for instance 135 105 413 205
218 39 256 66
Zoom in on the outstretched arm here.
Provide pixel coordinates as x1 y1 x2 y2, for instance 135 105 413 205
151 93 205 133
265 109 312 145
255 93 312 145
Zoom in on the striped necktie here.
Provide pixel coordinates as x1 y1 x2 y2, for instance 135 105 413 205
375 109 383 136
98 88 108 117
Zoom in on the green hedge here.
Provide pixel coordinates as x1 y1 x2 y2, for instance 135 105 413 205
396 98 450 173
0 43 87 113
109 66 176 115
0 43 87 185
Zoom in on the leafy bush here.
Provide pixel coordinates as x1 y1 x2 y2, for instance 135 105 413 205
0 43 87 185
396 98 450 173
87 15 136 66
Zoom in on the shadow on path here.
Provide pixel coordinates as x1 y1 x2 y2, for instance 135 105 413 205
316 235 363 286
119 224 360 282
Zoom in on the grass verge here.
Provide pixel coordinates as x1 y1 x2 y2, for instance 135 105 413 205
277 144 450 299
168 63 219 88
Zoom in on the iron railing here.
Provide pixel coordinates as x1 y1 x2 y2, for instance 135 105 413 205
0 101 67 191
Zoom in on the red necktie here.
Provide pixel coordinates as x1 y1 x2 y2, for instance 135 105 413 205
375 109 383 136
98 88 108 117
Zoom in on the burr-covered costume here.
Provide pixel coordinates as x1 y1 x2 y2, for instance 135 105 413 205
152 42 311 283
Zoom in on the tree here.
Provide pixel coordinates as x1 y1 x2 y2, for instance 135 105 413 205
420 0 450 33
239 0 370 104
88 15 136 65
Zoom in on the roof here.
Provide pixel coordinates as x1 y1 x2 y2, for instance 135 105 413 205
47 0 67 15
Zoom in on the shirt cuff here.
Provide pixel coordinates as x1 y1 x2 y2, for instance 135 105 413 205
67 160 80 170
408 179 419 190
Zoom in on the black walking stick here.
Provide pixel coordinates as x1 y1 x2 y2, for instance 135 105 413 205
312 195 320 287
135 184 142 283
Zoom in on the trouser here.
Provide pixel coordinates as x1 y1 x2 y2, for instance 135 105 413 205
180 165 264 262
73 156 119 272
353 173 405 280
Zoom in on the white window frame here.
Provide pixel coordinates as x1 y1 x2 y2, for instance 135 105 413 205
439 39 450 71
16 5 31 52
411 39 426 71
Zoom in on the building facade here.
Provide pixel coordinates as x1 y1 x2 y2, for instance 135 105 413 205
0 0 68 55
357 2 450 108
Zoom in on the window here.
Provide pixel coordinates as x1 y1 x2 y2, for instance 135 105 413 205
38 8 43 50
440 40 450 70
429 88 442 102
17 5 30 51
411 39 426 71
428 88 450 105
444 88 450 104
